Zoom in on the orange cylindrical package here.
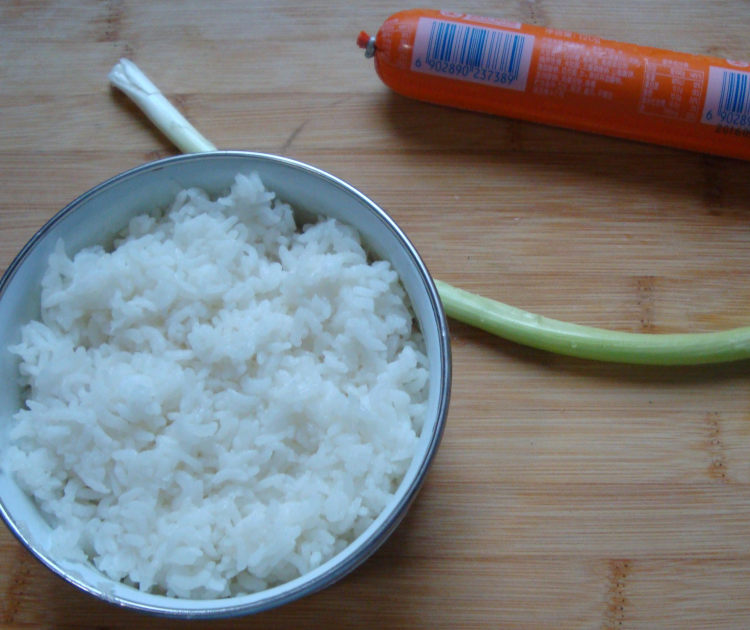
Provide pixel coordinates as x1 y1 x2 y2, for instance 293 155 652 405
357 9 750 161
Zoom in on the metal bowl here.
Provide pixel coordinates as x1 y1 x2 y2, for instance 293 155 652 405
0 151 451 618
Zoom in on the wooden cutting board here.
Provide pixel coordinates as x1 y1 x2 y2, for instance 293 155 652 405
1 1 749 628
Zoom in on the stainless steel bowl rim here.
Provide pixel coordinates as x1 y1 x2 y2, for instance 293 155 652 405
0 151 451 619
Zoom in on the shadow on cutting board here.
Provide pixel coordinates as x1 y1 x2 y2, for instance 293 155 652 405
379 92 750 221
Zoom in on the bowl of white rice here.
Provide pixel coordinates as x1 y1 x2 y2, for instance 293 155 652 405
0 151 450 618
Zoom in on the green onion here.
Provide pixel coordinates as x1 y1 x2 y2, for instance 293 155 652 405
108 59 216 154
437 280 750 365
109 59 750 366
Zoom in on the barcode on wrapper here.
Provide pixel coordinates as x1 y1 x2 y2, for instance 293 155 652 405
701 66 750 131
411 18 534 91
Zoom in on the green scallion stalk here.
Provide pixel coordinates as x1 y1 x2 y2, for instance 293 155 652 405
436 279 750 365
109 59 750 366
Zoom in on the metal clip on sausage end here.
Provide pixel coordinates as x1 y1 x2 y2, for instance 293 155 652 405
356 31 376 58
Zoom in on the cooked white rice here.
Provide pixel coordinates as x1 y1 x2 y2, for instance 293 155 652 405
4 173 428 599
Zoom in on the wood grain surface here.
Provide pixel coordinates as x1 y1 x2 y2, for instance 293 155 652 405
1 1 750 628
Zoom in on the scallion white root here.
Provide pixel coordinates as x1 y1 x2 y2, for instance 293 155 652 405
108 60 750 365
109 59 216 153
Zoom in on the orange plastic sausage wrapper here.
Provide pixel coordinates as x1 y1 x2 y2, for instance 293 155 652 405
358 9 750 161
